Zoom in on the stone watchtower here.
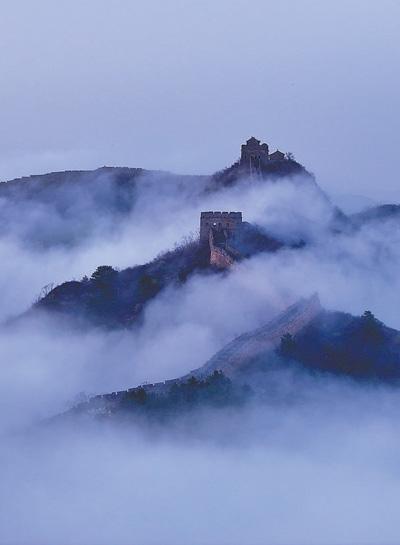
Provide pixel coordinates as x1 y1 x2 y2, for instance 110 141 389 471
240 137 269 174
200 211 242 242
240 137 288 176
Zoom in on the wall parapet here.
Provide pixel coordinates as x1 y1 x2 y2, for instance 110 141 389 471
200 211 242 242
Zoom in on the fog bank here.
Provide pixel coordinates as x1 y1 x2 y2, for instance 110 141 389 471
2 378 400 545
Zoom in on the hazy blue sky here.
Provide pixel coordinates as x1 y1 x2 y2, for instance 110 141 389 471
1 0 399 199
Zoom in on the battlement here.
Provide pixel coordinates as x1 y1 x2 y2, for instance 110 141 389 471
200 211 242 219
200 211 242 242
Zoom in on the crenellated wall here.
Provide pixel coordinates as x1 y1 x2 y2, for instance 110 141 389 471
200 211 242 242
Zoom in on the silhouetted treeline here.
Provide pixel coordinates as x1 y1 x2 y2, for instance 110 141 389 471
278 310 400 381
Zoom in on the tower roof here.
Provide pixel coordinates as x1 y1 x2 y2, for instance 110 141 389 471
246 136 261 145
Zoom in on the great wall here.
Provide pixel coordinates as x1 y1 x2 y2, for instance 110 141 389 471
199 137 288 268
77 295 322 417
239 136 287 177
200 211 243 268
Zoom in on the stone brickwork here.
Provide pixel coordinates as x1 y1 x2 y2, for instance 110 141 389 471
209 229 236 268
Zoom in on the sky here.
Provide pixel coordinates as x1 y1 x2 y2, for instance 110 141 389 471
1 0 400 200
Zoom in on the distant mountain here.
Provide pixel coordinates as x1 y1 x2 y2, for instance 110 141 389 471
0 167 206 248
329 193 378 215
0 167 145 214
0 155 320 249
350 204 400 227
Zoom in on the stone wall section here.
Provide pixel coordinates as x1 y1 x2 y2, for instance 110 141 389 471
209 229 236 268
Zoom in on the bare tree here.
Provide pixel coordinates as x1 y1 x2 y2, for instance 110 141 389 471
35 282 55 303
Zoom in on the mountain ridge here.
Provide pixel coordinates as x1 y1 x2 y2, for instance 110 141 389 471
192 294 322 378
61 296 400 423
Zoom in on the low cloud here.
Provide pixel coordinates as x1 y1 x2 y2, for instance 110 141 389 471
2 377 400 545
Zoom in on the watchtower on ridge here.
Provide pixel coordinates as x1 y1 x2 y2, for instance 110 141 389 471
239 137 287 176
200 211 242 242
240 137 269 174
